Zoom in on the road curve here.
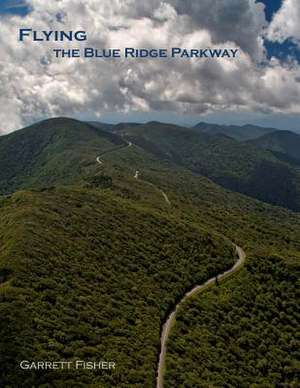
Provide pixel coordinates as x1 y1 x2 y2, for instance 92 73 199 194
134 172 171 205
96 141 132 165
96 156 103 165
156 245 246 388
94 140 244 386
95 141 171 205
159 190 171 206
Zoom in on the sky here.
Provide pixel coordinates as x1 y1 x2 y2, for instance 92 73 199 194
0 0 300 133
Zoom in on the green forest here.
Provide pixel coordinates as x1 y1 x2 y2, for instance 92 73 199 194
0 187 234 387
165 256 300 387
0 118 299 387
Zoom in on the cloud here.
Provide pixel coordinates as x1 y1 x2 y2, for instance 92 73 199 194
267 0 300 44
0 0 300 133
170 0 267 60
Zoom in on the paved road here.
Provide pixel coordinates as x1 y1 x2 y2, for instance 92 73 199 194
96 156 103 165
156 245 246 388
95 140 244 387
96 141 170 205
134 171 171 205
159 190 171 206
96 141 132 165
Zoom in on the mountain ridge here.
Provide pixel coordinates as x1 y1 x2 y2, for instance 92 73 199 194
0 116 299 387
193 121 281 141
116 121 300 211
248 129 300 164
1 117 300 212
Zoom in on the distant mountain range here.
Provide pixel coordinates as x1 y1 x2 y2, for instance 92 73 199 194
248 130 300 165
193 122 282 141
1 118 300 211
104 120 300 211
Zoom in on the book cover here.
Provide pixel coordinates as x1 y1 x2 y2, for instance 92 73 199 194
0 1 299 387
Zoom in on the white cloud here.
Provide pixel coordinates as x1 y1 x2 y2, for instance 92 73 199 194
0 0 299 133
267 0 300 44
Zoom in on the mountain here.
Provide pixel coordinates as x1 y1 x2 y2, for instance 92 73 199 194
165 254 300 387
0 117 299 387
119 121 300 211
248 130 300 165
0 117 126 194
0 186 236 387
194 122 279 141
2 118 299 211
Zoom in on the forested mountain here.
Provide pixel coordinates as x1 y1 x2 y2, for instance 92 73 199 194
248 129 300 165
194 122 278 141
0 187 235 387
0 118 125 194
0 117 299 387
2 118 300 212
165 255 299 387
118 121 300 211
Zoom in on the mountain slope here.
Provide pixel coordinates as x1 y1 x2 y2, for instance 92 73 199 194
0 117 126 194
0 117 300 387
194 122 278 141
120 122 300 211
1 118 300 211
0 186 234 387
165 255 300 387
248 130 300 165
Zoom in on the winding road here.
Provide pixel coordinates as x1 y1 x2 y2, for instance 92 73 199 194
95 140 245 388
156 245 246 388
134 170 171 206
96 141 171 205
96 141 132 165
159 190 171 206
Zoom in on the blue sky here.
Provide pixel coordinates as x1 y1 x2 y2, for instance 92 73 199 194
256 0 282 22
256 0 300 63
0 0 30 16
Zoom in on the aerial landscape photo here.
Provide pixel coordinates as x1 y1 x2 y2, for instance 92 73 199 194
0 1 299 387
